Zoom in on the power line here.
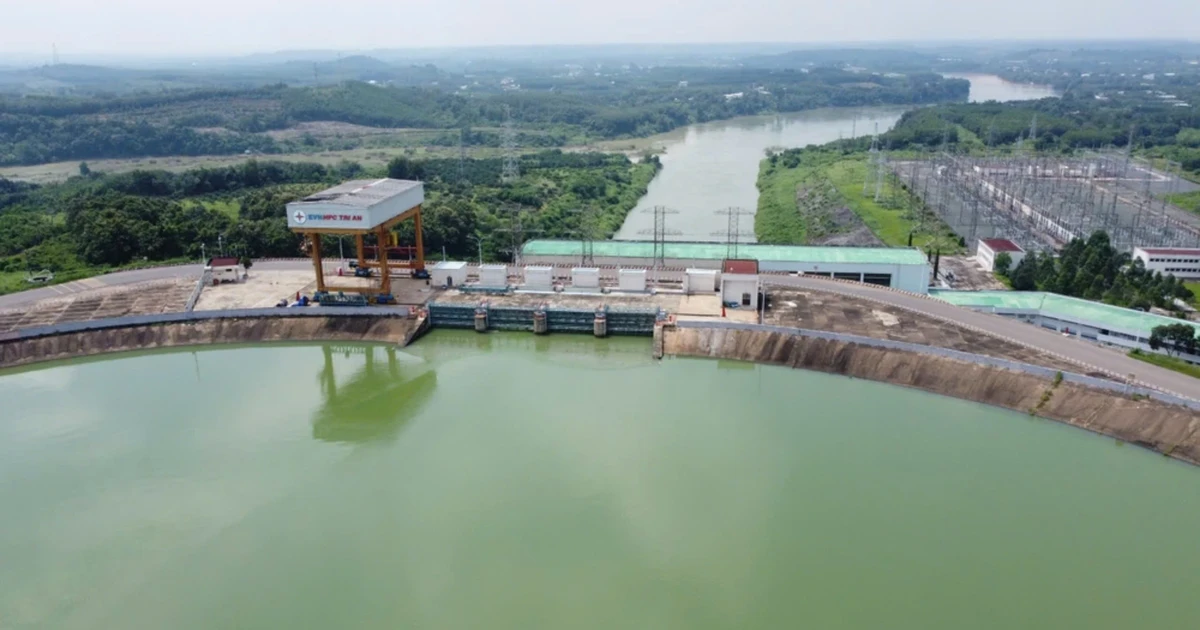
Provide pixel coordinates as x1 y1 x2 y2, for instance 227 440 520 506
501 105 520 184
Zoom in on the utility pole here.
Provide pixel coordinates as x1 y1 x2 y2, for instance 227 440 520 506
496 206 544 263
218 234 224 257
568 207 598 266
469 233 484 265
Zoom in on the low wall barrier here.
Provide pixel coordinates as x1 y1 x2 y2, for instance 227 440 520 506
8 306 414 341
673 320 1200 411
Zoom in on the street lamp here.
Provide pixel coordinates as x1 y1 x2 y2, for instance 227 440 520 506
469 234 484 266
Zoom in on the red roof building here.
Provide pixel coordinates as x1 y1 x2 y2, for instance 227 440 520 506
722 259 759 274
979 238 1024 253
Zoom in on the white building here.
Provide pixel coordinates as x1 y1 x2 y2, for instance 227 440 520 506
683 269 719 294
477 264 508 288
934 290 1200 363
571 267 601 289
523 266 554 290
618 269 647 292
430 261 468 288
520 240 932 294
721 260 760 309
206 257 246 284
976 238 1026 273
1133 247 1200 279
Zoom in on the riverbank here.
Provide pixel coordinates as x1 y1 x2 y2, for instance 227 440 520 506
663 324 1200 466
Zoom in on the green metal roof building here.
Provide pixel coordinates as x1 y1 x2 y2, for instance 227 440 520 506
520 240 932 293
932 290 1199 353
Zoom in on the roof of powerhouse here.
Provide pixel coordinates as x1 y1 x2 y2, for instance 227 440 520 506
522 240 929 266
294 179 421 209
932 290 1199 338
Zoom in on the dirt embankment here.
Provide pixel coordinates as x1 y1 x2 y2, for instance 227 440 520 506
1 316 419 369
664 326 1200 466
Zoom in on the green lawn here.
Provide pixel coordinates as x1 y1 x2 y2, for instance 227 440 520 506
1128 349 1200 379
1186 281 1200 308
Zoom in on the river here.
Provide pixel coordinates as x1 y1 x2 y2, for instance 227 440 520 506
613 74 1061 243
2 333 1198 629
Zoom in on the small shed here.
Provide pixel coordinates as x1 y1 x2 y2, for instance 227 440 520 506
683 268 719 295
431 261 468 288
976 238 1025 272
524 265 554 290
572 267 601 289
478 264 508 288
206 257 246 284
618 268 647 292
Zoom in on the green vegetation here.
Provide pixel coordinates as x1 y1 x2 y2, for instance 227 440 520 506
999 231 1193 311
0 151 657 295
756 147 962 251
1 68 968 167
1166 191 1200 216
1149 323 1200 357
1129 349 1200 379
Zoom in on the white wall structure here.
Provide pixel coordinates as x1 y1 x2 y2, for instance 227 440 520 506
618 269 647 292
683 269 719 294
523 265 554 290
520 241 933 293
721 274 760 309
1134 247 1200 279
571 267 601 289
431 261 468 288
976 238 1026 272
477 264 509 288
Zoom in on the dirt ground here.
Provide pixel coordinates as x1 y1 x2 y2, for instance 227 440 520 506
194 272 438 309
938 255 1009 290
0 278 194 333
764 288 1080 372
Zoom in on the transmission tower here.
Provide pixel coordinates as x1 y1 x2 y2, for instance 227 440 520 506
636 206 681 269
712 207 755 259
501 105 520 184
52 43 59 66
458 128 467 185
568 208 599 265
496 205 543 264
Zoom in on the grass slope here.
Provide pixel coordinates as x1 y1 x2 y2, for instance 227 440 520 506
1129 349 1200 379
756 148 963 252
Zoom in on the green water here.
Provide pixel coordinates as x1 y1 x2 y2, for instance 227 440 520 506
2 331 1199 629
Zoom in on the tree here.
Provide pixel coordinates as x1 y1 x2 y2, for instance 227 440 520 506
1010 255 1038 291
1149 323 1199 357
993 252 1013 277
78 161 91 176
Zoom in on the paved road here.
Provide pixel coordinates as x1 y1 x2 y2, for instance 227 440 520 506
3 262 1198 399
766 276 1200 401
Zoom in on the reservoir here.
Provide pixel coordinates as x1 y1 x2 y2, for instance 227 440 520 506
614 74 1061 243
2 332 1199 629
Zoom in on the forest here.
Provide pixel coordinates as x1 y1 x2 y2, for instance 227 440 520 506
0 150 658 293
0 69 968 166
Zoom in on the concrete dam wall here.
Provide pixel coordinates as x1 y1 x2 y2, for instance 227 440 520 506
1 315 419 369
663 325 1200 467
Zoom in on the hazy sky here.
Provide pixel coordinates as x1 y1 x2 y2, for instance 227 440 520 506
3 0 1198 57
